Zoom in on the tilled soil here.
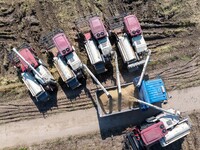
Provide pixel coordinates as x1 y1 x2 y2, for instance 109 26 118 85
0 0 200 149
0 0 200 99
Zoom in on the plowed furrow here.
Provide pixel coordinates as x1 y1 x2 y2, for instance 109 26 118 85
0 94 95 124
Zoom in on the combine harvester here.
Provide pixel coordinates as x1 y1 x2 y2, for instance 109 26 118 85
123 102 191 149
41 29 117 103
75 15 113 74
12 45 56 102
40 29 83 89
106 11 148 72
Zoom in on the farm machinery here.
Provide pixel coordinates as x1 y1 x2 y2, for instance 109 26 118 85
106 12 148 72
94 53 191 148
12 45 56 102
40 29 83 89
123 104 191 149
40 29 117 100
75 15 113 74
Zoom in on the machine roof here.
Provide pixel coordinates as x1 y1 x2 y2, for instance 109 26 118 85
141 121 167 145
89 17 107 39
53 33 73 56
124 15 142 37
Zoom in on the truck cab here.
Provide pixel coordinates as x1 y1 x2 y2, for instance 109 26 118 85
140 121 167 146
18 48 39 72
53 33 73 56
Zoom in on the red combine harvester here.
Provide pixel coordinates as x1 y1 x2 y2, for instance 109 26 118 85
12 45 56 102
106 12 148 72
123 107 191 150
40 29 82 89
124 15 147 54
75 15 113 74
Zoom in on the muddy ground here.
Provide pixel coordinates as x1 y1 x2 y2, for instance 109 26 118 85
0 0 200 149
0 0 200 101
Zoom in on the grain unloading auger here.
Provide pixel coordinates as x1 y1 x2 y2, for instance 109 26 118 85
12 47 56 102
82 50 121 113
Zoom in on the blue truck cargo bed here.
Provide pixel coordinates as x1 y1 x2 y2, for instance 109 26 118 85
139 78 167 110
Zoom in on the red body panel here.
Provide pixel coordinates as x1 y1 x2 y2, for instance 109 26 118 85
53 33 73 56
89 17 107 40
141 122 167 146
124 15 142 37
84 32 92 41
19 48 39 72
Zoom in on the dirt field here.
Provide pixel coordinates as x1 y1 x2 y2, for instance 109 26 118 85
1 86 200 150
0 0 200 149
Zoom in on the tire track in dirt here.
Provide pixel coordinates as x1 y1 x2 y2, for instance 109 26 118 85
149 52 200 89
0 91 96 125
76 0 85 18
34 0 60 33
0 80 121 125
